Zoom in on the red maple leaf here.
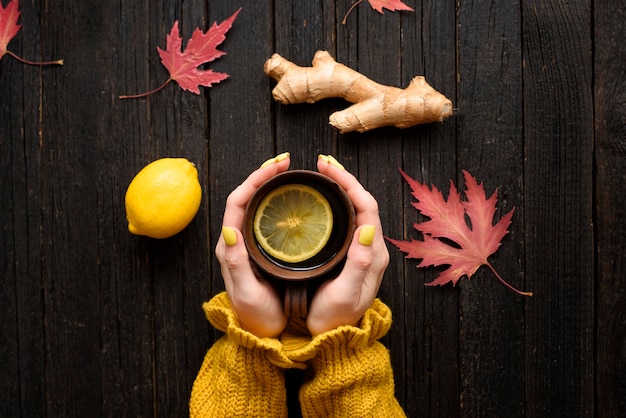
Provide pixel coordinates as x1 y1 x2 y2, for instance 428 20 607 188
342 0 414 24
0 0 62 65
386 169 532 296
120 7 241 99
0 0 21 58
369 0 414 14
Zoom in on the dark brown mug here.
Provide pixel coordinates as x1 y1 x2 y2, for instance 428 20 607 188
243 170 356 317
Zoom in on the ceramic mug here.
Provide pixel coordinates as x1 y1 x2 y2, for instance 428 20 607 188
243 170 356 316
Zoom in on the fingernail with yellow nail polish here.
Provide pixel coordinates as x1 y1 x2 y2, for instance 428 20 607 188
261 152 290 168
326 155 345 170
222 226 238 246
275 151 290 162
260 157 275 168
358 225 375 246
318 154 345 170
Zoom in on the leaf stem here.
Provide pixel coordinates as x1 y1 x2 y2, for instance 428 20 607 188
119 78 172 99
342 0 364 24
487 262 533 297
6 50 63 66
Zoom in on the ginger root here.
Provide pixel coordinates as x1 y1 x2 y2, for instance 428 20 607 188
264 50 453 133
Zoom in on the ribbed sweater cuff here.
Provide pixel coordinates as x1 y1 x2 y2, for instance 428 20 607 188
203 292 305 369
281 298 392 362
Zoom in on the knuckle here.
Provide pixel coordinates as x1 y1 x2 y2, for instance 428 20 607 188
224 192 239 209
353 252 374 271
221 251 242 271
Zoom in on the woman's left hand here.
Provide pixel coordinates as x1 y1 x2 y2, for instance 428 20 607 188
215 153 291 338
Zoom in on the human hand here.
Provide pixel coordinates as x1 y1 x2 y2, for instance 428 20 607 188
306 155 390 336
216 152 291 338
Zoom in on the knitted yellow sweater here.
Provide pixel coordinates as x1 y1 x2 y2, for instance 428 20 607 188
189 292 405 417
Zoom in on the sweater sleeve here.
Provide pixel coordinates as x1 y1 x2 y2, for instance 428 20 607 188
189 292 303 418
294 299 406 418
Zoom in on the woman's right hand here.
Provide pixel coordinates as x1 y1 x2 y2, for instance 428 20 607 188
306 155 390 336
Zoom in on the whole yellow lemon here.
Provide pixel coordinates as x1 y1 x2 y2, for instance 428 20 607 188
125 158 202 239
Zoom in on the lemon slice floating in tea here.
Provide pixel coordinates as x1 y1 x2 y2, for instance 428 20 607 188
253 184 333 263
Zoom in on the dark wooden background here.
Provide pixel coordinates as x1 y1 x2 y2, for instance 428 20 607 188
1 0 624 416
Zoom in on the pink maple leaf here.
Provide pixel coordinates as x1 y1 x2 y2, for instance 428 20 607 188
386 169 531 296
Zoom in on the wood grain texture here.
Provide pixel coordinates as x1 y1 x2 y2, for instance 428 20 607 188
0 0 621 416
1 0 46 413
522 0 594 416
457 1 526 416
594 0 626 415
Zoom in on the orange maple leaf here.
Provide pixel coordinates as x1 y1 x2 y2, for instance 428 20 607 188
120 7 241 99
0 0 62 65
386 169 532 296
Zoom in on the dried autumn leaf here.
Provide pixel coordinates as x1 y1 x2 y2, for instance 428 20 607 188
120 7 241 99
386 169 532 296
369 0 414 14
0 0 63 66
342 0 414 24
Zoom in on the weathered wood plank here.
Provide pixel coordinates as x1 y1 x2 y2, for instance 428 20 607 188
594 1 626 415
457 0 526 416
398 0 460 415
36 0 107 413
522 1 595 415
0 2 46 414
273 1 338 170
